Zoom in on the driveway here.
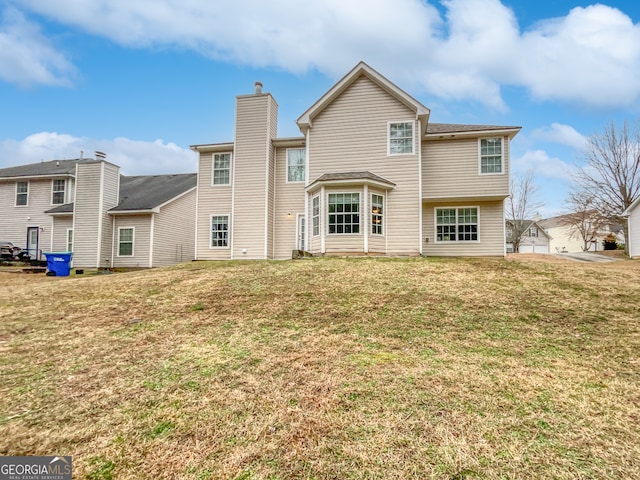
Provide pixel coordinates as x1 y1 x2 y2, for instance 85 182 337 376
553 252 622 263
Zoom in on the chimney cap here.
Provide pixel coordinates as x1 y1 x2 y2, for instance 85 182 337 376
254 81 263 94
95 150 107 160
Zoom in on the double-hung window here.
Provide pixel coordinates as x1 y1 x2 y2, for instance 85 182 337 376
15 181 28 206
328 193 360 234
371 194 384 235
52 179 65 204
436 207 478 242
213 153 231 185
312 196 320 236
388 122 414 155
287 148 306 182
118 228 134 256
479 138 503 174
211 215 230 248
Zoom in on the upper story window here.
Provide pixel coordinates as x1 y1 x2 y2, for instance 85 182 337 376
479 137 503 174
15 181 28 206
388 122 414 155
312 195 320 237
528 227 538 237
328 193 360 234
436 207 479 242
213 153 231 185
52 179 65 204
287 148 306 182
371 193 384 235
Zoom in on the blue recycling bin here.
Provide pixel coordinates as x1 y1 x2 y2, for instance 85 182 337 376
44 252 73 276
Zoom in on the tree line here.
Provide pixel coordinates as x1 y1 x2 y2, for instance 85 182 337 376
507 120 640 254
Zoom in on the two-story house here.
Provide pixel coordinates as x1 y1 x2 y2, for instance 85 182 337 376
0 155 196 268
191 62 520 260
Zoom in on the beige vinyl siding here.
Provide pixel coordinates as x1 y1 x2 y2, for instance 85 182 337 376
101 163 119 266
196 153 232 260
71 163 103 267
72 161 119 268
152 189 196 266
232 94 277 259
273 146 305 259
51 216 73 252
308 76 421 255
112 216 151 268
422 138 510 200
422 200 505 256
0 179 56 257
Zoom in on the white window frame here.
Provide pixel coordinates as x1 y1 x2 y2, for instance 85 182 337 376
371 193 384 236
312 195 320 237
15 181 29 207
478 137 504 175
51 178 66 205
388 121 414 156
117 227 135 257
327 192 361 235
434 207 480 243
66 228 73 252
286 148 306 183
210 214 230 249
212 153 232 186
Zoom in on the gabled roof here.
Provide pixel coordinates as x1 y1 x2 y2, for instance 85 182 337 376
306 171 396 192
45 173 197 215
622 197 640 216
110 174 197 212
297 61 430 135
0 159 87 179
505 219 552 242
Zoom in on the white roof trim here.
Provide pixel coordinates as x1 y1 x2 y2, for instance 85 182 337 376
296 61 430 134
622 196 640 216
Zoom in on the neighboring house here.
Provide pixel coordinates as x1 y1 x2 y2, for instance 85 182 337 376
538 213 624 253
0 156 196 268
622 197 640 258
191 62 521 260
506 219 551 253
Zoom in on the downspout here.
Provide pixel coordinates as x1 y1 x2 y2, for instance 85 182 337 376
418 119 423 256
149 213 155 267
111 216 116 268
363 184 369 253
320 185 326 254
96 162 105 268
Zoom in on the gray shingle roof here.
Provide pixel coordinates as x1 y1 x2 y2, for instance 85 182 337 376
310 171 396 186
0 159 88 178
426 123 520 135
110 174 197 211
45 173 197 214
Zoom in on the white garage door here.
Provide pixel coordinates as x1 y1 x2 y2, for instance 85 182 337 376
519 244 549 254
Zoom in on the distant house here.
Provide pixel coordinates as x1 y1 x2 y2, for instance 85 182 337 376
622 198 640 257
0 155 196 268
506 219 551 253
191 62 521 260
538 213 624 253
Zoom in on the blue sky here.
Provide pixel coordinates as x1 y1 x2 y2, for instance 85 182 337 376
1 0 639 217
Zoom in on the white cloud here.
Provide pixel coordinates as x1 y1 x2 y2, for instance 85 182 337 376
0 7 75 87
531 123 589 152
0 132 196 175
513 149 576 181
9 0 640 109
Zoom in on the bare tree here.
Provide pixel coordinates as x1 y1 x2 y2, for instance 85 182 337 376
574 120 640 252
505 169 543 253
561 190 608 251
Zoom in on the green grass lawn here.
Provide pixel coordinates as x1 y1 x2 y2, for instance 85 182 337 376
1 256 639 479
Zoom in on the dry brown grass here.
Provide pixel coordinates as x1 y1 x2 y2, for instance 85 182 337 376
1 257 639 479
